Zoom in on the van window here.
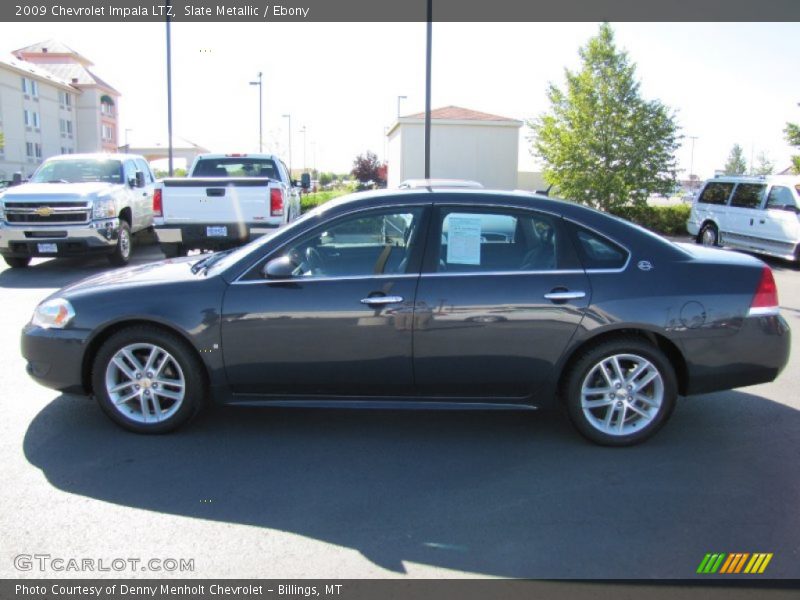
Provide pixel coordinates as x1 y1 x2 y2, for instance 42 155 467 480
698 182 734 205
730 183 766 209
766 186 798 210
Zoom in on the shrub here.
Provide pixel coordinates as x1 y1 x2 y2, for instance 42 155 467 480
300 189 351 213
609 204 691 236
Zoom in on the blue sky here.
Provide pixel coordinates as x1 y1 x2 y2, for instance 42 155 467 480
1 21 798 176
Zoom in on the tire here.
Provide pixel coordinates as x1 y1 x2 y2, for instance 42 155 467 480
697 222 719 247
161 243 187 259
91 325 206 434
108 221 132 266
562 337 677 446
4 256 31 269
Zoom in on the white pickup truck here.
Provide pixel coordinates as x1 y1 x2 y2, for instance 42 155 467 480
153 153 301 257
0 153 156 268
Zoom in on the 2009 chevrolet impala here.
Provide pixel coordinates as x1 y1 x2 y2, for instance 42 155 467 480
21 189 791 445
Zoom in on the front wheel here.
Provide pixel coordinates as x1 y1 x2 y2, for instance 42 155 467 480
3 256 31 269
108 221 132 266
563 338 677 446
697 222 719 247
91 326 206 433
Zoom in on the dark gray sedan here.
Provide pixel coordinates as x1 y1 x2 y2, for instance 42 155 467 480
21 189 791 445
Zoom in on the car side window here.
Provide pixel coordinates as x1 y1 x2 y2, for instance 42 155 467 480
698 182 734 205
766 186 798 210
437 209 558 272
122 160 137 184
573 227 628 270
134 159 154 184
730 183 766 209
279 209 423 278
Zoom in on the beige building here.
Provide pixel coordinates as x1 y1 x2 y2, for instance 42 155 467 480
0 40 120 180
386 106 523 190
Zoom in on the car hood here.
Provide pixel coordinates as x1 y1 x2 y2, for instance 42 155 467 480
59 256 205 298
2 181 120 201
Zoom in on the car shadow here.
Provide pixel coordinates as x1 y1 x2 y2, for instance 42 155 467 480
22 390 800 578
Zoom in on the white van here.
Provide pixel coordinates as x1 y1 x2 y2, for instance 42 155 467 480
686 175 800 262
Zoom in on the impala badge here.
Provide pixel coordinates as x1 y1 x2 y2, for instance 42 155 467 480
637 260 653 271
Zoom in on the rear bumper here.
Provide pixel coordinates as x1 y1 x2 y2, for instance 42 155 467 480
682 314 791 395
155 222 280 249
0 219 119 257
21 323 90 395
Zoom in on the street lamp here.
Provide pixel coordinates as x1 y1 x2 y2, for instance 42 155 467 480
300 125 307 172
688 135 699 188
397 95 407 119
124 128 133 153
249 72 263 153
282 114 292 177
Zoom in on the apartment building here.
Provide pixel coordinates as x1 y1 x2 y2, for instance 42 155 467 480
0 40 120 181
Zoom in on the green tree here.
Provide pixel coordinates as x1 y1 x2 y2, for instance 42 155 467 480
723 144 747 175
529 23 680 210
785 119 800 174
751 151 774 176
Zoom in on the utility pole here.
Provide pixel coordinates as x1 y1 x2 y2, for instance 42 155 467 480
166 17 174 175
688 135 698 188
249 72 263 152
300 125 307 172
424 0 432 179
282 114 292 177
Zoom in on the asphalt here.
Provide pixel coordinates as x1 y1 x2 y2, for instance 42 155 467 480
0 234 798 579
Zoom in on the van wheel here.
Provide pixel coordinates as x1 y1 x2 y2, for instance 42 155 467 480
4 256 31 269
108 221 132 266
698 223 719 247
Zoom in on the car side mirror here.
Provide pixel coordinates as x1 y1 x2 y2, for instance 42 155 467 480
135 171 146 188
292 179 300 188
11 172 22 186
262 256 296 279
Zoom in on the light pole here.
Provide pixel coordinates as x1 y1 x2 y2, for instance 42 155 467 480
282 114 292 177
300 125 307 173
124 128 132 153
166 17 174 176
249 72 263 152
688 135 699 188
424 0 432 179
397 95 407 119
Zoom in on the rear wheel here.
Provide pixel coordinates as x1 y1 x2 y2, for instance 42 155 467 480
3 256 31 269
563 338 677 446
161 243 187 259
697 222 719 247
108 221 132 266
91 326 205 434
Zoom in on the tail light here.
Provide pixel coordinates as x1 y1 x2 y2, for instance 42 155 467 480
749 266 779 316
153 188 163 217
270 188 284 217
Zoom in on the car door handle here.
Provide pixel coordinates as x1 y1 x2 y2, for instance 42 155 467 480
360 296 404 306
544 291 586 301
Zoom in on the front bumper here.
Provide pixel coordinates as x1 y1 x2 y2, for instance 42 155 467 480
155 222 279 249
21 323 91 395
682 314 791 395
0 219 120 257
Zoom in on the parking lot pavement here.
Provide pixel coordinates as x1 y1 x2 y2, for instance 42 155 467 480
0 238 798 579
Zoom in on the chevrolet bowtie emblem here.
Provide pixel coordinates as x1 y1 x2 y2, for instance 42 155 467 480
34 206 54 217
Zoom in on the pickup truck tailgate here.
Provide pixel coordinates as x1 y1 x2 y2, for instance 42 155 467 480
160 178 275 224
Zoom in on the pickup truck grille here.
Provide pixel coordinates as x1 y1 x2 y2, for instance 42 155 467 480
4 202 91 224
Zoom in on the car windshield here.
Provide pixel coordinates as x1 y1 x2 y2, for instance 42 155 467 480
30 159 123 184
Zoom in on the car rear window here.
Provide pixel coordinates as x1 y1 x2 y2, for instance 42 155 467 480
573 226 628 270
698 182 734 205
730 183 766 209
193 158 279 179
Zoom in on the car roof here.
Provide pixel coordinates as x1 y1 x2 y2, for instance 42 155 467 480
704 175 800 185
196 153 279 160
399 178 484 189
44 153 146 162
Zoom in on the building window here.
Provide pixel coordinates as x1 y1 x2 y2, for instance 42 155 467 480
101 102 114 117
21 77 29 95
60 146 73 155
26 142 34 158
102 124 115 142
34 143 42 159
59 119 73 136
31 80 39 97
59 90 73 107
25 110 40 129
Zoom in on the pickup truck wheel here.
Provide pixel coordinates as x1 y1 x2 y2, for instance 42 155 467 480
92 326 205 434
4 256 31 269
108 221 132 267
161 243 186 259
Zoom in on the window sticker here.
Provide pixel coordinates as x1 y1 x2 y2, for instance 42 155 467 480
446 216 482 265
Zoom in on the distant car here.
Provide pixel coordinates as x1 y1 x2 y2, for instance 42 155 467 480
687 175 800 262
22 189 790 445
0 153 156 268
399 179 483 189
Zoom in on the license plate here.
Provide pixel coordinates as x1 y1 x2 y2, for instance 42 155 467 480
206 226 228 237
37 243 58 254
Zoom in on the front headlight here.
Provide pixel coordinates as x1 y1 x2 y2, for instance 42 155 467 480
32 298 75 329
92 198 116 220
